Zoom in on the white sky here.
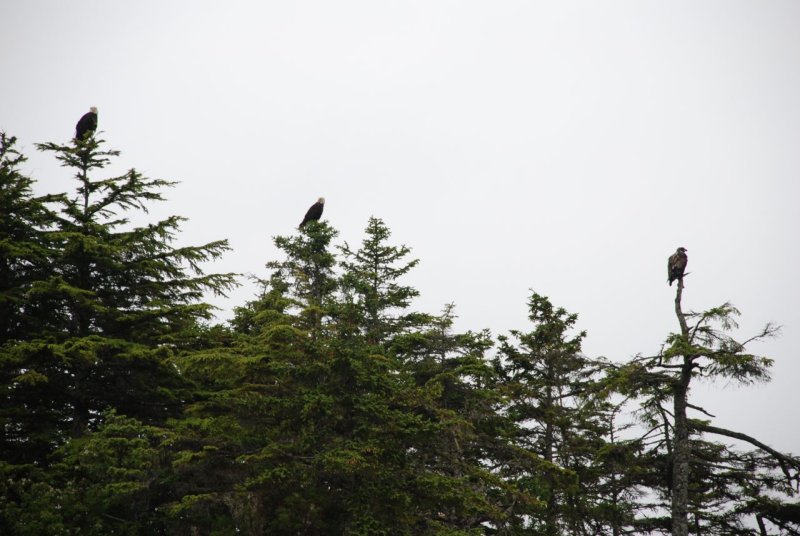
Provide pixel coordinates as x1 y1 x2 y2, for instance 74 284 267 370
2 1 799 451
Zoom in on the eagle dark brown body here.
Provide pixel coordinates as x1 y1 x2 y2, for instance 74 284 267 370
668 247 688 286
75 107 98 141
299 197 325 228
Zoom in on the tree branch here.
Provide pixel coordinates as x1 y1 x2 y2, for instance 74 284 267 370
686 403 716 418
756 514 768 536
689 420 799 483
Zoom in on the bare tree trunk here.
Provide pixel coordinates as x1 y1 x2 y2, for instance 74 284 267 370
671 278 691 536
756 514 768 536
609 410 621 536
544 384 558 536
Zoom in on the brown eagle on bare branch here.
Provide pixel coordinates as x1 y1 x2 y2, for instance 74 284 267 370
668 247 688 286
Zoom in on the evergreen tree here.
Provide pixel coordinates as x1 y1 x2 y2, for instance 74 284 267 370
339 216 422 346
389 303 534 534
338 219 524 533
0 132 59 343
167 221 422 534
611 277 800 534
1 411 174 535
494 292 630 535
266 220 338 335
169 220 533 534
1 133 235 533
35 136 235 344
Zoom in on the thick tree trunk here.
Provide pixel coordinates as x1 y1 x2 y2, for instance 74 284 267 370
608 411 621 536
672 372 690 536
671 278 691 536
544 388 558 536
756 514 768 536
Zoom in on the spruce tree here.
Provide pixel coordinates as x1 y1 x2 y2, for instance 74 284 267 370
339 216 421 346
611 276 800 534
266 220 338 335
169 220 533 534
494 292 628 535
1 411 174 535
4 131 237 534
0 132 60 343
0 133 64 465
339 218 523 533
1 133 234 478
167 221 417 534
35 136 235 344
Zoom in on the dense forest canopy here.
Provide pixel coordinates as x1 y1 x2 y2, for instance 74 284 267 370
1 132 799 535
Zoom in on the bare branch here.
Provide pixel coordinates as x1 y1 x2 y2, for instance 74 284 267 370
739 322 782 347
689 420 800 484
686 403 716 418
638 425 664 442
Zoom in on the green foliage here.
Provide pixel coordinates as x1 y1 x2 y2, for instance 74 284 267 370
1 132 237 534
2 130 797 535
1 411 171 535
166 221 535 533
609 286 797 534
494 292 633 534
35 137 237 344
660 302 777 384
267 221 338 320
339 216 421 346
0 132 61 343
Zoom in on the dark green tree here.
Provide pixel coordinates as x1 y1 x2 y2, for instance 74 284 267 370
167 221 425 534
266 220 338 335
34 136 235 344
388 302 538 534
1 133 235 533
0 132 60 343
1 411 174 535
339 216 422 346
611 277 800 535
337 219 527 533
494 292 631 535
169 220 537 535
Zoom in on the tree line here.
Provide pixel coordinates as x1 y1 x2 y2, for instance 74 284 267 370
1 132 798 535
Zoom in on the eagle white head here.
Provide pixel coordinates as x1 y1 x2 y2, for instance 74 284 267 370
318 197 325 204
90 107 98 114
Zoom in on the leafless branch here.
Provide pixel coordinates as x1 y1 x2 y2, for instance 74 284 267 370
686 403 716 418
689 420 800 485
638 425 664 442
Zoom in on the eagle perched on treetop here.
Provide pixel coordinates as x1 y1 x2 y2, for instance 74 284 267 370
299 197 325 229
75 107 98 141
668 247 688 286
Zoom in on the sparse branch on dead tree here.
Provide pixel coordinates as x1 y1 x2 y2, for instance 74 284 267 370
689 420 800 485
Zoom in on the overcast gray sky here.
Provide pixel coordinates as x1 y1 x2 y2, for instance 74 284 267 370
2 1 799 450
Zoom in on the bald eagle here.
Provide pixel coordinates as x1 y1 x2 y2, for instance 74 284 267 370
299 197 325 228
75 107 98 141
668 247 688 286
